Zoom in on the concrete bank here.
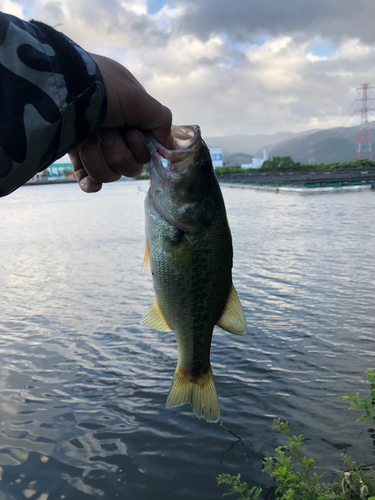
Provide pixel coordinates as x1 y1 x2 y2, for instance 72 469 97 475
218 167 375 194
220 183 374 194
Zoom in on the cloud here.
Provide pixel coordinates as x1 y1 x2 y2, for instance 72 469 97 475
175 0 375 46
118 33 363 135
2 0 375 136
0 0 24 18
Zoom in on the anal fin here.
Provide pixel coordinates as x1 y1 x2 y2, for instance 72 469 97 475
141 299 171 332
217 283 247 335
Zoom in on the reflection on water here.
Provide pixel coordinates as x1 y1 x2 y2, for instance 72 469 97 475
1 181 375 499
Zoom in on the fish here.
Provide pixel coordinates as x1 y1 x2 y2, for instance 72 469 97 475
141 125 247 422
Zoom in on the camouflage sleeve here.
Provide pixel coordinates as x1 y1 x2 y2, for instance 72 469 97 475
0 13 107 197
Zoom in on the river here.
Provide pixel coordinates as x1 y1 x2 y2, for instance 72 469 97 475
0 181 374 499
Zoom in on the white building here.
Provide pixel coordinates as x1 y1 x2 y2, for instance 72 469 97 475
242 148 269 169
209 147 223 168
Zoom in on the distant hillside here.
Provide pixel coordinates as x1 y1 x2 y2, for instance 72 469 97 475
206 121 375 165
205 130 315 156
253 122 375 164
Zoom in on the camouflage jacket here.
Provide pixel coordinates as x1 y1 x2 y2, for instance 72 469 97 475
0 13 107 197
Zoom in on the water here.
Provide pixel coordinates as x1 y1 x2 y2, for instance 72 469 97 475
1 181 375 499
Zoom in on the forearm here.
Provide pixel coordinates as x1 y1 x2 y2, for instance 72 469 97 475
0 14 107 197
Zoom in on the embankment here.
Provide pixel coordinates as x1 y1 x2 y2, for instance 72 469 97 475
218 167 375 194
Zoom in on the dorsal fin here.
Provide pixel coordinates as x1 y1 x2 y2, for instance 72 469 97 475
217 283 247 335
142 239 150 274
141 300 171 332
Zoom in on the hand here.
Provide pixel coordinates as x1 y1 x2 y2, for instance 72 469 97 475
68 53 173 193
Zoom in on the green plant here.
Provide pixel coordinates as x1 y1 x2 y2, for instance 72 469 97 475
217 421 375 500
261 156 302 172
134 173 150 180
217 473 262 499
262 419 327 500
338 454 375 500
217 419 328 500
342 369 375 423
214 166 248 175
218 373 375 499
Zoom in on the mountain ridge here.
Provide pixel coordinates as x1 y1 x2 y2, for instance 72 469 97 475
206 122 375 164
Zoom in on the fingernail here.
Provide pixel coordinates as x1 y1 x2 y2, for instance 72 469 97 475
98 128 116 147
79 177 102 193
79 177 90 192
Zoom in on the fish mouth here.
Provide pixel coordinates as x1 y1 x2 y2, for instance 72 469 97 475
146 125 215 233
146 125 202 169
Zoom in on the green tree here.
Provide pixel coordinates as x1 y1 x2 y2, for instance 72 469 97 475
261 156 302 172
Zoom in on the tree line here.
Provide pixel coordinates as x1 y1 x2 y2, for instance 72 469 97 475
214 157 375 175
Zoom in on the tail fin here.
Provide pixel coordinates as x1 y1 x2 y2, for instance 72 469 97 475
166 365 220 423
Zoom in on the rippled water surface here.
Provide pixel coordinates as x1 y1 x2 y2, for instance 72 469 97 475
1 181 375 499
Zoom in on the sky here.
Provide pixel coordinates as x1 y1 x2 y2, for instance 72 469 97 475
2 0 375 138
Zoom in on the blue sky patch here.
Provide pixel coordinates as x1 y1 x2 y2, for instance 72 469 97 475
251 34 267 47
147 0 166 15
311 40 336 58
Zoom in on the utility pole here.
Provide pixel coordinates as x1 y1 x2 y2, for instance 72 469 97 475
308 135 315 165
356 83 374 160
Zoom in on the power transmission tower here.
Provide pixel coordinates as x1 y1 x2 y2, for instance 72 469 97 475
355 83 374 160
308 135 315 165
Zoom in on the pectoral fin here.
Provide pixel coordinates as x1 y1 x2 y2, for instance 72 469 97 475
217 283 247 335
142 239 151 274
141 300 172 332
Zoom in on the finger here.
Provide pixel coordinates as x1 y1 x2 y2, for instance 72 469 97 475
150 105 174 150
140 103 174 150
79 135 122 184
78 176 103 193
98 128 145 177
124 128 150 165
125 90 174 150
68 151 102 193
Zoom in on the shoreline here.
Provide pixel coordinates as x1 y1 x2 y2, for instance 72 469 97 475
220 182 374 194
25 179 77 186
25 174 375 195
24 177 134 187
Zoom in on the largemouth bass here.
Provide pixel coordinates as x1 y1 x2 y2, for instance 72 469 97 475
142 125 247 422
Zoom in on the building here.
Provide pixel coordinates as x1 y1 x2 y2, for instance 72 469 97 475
242 148 269 169
28 162 74 182
209 147 223 168
47 163 73 178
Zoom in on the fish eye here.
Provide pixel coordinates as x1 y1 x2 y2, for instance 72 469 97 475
199 162 212 175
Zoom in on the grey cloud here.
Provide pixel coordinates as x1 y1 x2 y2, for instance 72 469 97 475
40 2 64 21
172 0 375 45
